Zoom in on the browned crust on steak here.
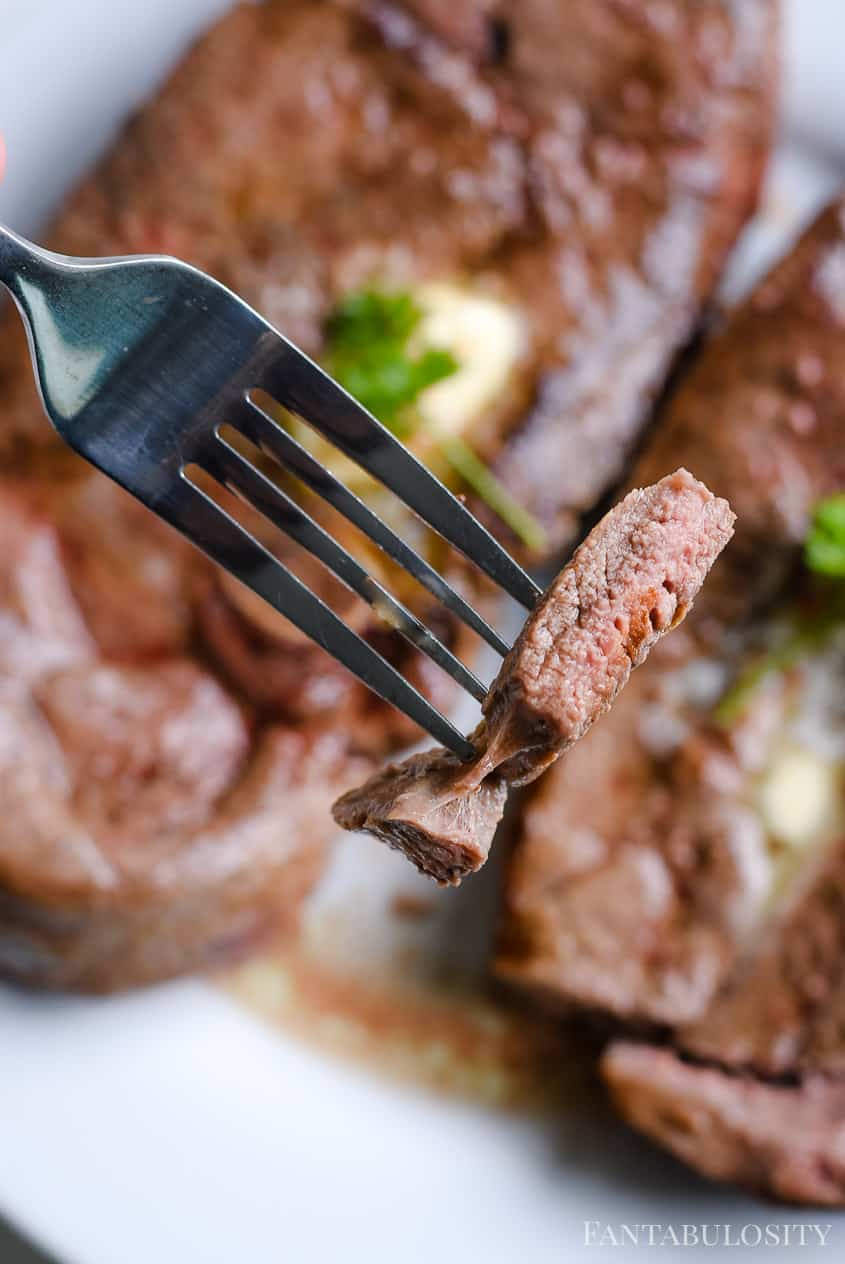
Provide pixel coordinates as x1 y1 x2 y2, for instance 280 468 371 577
602 1042 845 1206
478 0 779 551
0 709 364 991
502 195 845 1205
0 474 371 991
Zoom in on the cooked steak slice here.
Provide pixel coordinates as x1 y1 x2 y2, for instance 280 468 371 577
477 470 735 786
333 471 733 883
498 197 845 1026
633 199 845 634
496 691 771 1022
602 1043 845 1206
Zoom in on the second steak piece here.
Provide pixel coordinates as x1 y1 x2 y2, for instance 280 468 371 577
333 470 734 884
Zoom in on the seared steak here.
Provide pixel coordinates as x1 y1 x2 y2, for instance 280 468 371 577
0 0 776 739
333 471 734 884
0 0 776 988
498 198 845 1026
0 680 362 991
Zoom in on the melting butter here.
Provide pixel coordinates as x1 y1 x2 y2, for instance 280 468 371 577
757 745 844 851
414 283 526 438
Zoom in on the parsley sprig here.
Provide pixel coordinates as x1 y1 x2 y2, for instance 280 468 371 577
325 291 458 438
715 493 845 725
324 288 547 552
805 493 845 578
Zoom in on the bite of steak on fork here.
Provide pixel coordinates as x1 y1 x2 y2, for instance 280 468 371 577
333 470 734 884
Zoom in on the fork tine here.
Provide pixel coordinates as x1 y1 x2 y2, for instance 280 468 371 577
160 476 477 759
201 433 488 703
229 396 512 658
256 340 543 609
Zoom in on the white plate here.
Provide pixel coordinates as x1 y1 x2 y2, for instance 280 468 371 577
1 3 845 1261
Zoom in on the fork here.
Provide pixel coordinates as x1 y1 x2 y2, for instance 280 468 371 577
0 224 541 758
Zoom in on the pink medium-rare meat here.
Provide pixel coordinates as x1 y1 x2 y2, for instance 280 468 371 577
333 471 734 884
476 469 736 786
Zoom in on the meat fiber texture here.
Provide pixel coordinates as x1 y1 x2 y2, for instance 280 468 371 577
333 471 734 884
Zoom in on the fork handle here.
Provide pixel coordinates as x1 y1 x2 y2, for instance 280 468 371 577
0 223 58 396
0 224 96 433
0 222 42 285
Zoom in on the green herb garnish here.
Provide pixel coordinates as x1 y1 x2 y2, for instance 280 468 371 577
323 287 547 551
805 494 845 577
325 290 458 437
715 493 845 726
437 434 548 554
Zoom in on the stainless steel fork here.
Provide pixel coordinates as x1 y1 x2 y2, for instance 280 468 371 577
0 224 540 759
